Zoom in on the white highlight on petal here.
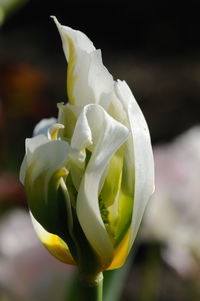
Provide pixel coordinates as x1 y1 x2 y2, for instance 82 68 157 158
52 16 113 108
52 16 95 57
73 104 129 267
115 80 155 251
20 135 70 185
20 135 48 184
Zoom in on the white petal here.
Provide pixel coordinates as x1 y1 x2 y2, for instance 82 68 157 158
73 50 113 108
73 104 129 267
19 135 49 184
115 80 155 251
52 16 95 57
33 118 57 136
20 135 69 185
87 50 114 109
52 17 113 108
26 135 49 154
71 107 92 150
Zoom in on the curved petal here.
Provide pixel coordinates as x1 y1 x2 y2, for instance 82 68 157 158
19 135 49 184
21 135 69 185
52 16 95 57
33 118 57 136
72 104 129 268
115 80 155 252
20 135 74 242
47 123 64 140
30 213 75 265
52 17 113 108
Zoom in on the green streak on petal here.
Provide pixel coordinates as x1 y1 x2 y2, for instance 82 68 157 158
65 172 78 208
99 196 110 230
113 191 133 247
66 36 77 104
99 146 134 248
70 163 85 191
114 156 134 246
57 103 77 140
25 163 103 274
99 147 124 241
25 164 81 263
25 164 68 236
100 147 124 208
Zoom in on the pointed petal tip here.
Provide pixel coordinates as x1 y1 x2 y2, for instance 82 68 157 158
50 15 63 32
50 15 58 24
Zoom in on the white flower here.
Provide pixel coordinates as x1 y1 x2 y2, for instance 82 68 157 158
20 17 154 273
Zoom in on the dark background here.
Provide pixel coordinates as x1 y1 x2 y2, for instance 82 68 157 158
1 0 200 149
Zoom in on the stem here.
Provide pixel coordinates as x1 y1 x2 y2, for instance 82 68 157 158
78 272 103 301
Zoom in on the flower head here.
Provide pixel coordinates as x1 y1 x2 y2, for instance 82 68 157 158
20 17 154 275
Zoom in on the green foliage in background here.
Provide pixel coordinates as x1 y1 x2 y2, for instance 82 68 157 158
0 0 28 25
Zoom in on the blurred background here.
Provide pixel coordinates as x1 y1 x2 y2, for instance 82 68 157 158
0 0 200 300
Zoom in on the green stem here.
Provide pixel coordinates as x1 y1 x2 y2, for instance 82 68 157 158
78 272 103 301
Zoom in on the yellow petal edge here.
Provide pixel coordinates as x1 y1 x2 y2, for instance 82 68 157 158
106 228 130 270
31 210 130 270
31 213 75 265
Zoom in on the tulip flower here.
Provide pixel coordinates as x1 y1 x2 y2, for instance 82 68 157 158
20 17 154 300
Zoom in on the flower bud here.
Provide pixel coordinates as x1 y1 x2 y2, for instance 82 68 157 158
20 17 154 275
